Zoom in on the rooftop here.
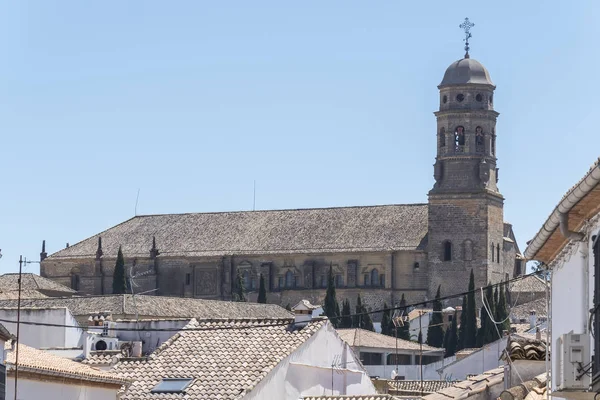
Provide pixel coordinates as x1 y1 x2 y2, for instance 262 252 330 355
337 328 442 352
46 204 429 260
510 298 547 322
422 367 504 400
439 58 494 87
499 373 547 400
389 380 458 395
509 275 547 295
0 273 76 295
303 396 401 400
5 342 128 386
0 294 293 321
81 350 124 366
505 337 548 362
114 318 326 399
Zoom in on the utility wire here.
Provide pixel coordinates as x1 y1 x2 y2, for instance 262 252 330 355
0 271 542 333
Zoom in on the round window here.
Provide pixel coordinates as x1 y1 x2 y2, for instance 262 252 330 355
442 95 447 104
456 94 465 102
476 94 483 102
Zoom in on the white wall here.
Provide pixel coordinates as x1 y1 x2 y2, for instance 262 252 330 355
409 312 431 343
0 308 82 349
6 377 119 400
550 218 600 392
437 337 508 381
244 322 376 400
365 356 457 380
116 319 190 355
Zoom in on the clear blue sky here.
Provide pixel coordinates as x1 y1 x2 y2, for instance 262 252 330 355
1 1 598 274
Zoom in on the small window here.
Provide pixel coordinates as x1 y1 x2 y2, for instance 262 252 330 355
278 276 284 289
475 127 484 153
243 270 252 291
439 127 446 147
443 241 452 261
151 378 194 394
454 126 465 149
491 243 495 262
442 95 448 104
185 273 191 285
476 94 483 102
456 94 465 102
71 275 80 291
360 352 383 365
414 262 420 270
371 269 379 287
363 274 370 287
285 271 293 288
251 278 257 290
448 315 453 322
497 244 500 264
379 274 385 288
335 274 344 287
489 94 493 105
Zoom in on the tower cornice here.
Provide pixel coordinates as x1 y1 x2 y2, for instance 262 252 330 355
434 110 500 118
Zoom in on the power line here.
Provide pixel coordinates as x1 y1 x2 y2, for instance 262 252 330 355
0 271 543 333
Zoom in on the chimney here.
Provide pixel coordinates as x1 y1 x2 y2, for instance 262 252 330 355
529 310 537 329
292 300 317 327
535 327 541 340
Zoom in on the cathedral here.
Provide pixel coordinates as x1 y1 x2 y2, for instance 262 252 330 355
40 39 523 312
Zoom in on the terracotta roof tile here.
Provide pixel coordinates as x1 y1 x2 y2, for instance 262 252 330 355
506 337 548 361
0 273 76 295
46 204 429 260
82 350 123 366
422 367 504 400
337 329 443 352
0 290 49 300
390 380 458 395
114 318 326 399
303 395 400 400
5 342 128 385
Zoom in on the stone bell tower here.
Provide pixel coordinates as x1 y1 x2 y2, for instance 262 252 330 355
427 19 507 299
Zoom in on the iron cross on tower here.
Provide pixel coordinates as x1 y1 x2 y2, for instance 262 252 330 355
459 17 475 58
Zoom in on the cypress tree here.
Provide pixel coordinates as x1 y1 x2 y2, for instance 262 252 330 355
478 283 496 345
257 274 267 304
233 269 247 302
112 246 127 294
465 269 477 348
444 310 458 357
323 264 340 327
353 294 363 328
340 299 352 328
398 293 411 340
426 285 445 348
497 282 510 334
363 305 375 332
417 331 423 344
381 303 392 336
353 293 375 331
457 295 468 351
285 303 291 311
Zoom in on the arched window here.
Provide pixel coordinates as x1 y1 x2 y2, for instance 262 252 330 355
285 271 293 288
491 128 496 155
439 127 446 147
363 273 370 287
454 126 465 152
243 270 251 291
379 274 385 288
496 244 500 264
371 269 379 287
491 243 495 262
443 241 452 261
475 127 484 153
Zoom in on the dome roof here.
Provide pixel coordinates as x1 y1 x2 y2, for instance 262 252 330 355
440 57 494 87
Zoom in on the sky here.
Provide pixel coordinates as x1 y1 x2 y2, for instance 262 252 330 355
1 1 599 274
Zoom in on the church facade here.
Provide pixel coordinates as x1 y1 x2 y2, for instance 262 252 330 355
40 52 523 313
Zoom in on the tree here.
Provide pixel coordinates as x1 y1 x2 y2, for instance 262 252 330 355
233 269 247 302
323 264 340 327
417 331 423 344
444 310 458 357
340 299 352 328
353 293 375 331
464 270 478 348
496 281 510 334
381 303 392 336
353 294 363 328
257 274 267 304
426 285 445 348
457 295 468 351
398 294 411 340
285 303 291 311
478 283 496 346
112 246 127 294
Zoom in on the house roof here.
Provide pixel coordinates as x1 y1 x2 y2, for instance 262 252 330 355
389 380 458 395
509 275 547 295
293 299 321 311
525 157 600 263
114 318 326 399
422 367 504 400
0 290 49 300
45 204 429 260
505 337 548 361
303 395 400 400
81 350 124 366
510 298 547 321
0 294 293 320
499 372 547 400
336 328 442 352
5 342 128 385
0 273 76 295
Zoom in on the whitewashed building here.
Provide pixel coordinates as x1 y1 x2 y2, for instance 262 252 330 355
524 157 600 398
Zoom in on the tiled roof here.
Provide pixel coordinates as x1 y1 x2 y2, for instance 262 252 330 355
509 275 547 294
407 309 432 322
0 294 292 320
0 273 76 294
390 380 457 395
499 373 547 400
303 396 400 400
337 328 442 352
5 342 128 385
46 204 429 260
81 350 123 366
0 289 49 300
114 318 326 399
293 299 321 311
506 337 548 361
422 367 504 400
510 298 547 321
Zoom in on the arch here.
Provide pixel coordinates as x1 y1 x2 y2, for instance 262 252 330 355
491 128 496 155
454 126 465 148
70 267 81 291
496 244 500 263
491 243 495 262
242 270 251 291
439 127 446 147
371 269 379 287
285 270 294 288
443 241 452 261
475 126 484 153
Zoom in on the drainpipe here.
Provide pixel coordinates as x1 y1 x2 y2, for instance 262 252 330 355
558 212 585 241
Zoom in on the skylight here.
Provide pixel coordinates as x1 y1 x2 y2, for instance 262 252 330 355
151 378 193 393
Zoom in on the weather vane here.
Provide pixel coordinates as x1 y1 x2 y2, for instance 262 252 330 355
459 17 475 58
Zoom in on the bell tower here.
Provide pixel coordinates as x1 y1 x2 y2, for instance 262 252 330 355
427 19 509 299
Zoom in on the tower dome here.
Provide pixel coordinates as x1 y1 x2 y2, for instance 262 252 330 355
439 58 494 87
